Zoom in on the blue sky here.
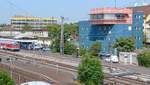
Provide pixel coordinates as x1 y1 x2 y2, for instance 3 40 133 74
0 0 150 24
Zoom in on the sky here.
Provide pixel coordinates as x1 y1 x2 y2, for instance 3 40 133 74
0 0 150 24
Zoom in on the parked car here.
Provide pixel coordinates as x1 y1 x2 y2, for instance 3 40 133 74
42 47 50 51
32 44 43 50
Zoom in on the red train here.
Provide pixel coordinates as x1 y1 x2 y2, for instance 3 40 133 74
0 38 20 51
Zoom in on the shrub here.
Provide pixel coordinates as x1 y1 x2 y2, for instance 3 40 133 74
137 51 150 67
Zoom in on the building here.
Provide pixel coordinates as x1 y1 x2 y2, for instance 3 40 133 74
11 15 58 30
79 8 144 54
130 5 150 44
0 25 48 38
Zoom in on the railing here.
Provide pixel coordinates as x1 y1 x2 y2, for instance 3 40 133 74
90 19 127 24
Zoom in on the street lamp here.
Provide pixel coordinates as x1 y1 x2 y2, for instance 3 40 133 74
60 16 64 55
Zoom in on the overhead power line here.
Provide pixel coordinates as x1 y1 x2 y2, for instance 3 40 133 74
4 0 30 16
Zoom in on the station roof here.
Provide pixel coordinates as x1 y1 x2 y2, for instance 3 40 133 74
20 81 52 85
11 15 59 21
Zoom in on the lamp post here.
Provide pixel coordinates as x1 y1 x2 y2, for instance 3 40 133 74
60 16 64 55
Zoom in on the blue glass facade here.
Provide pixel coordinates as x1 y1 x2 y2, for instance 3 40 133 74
79 12 144 54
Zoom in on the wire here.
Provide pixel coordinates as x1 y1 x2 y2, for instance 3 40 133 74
4 0 30 16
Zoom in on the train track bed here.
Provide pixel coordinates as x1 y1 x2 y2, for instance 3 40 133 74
0 64 57 85
0 50 150 85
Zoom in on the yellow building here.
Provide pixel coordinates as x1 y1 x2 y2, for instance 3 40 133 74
11 15 58 30
144 14 150 43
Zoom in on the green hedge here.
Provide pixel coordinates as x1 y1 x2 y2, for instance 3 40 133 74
137 51 150 67
0 70 15 85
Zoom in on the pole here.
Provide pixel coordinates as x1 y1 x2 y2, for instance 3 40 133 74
10 57 13 79
115 0 117 8
60 16 64 55
109 42 112 73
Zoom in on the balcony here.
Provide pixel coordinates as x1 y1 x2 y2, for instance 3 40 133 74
90 19 127 25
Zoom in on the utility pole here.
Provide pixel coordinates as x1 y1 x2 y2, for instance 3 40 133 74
115 0 117 8
108 40 113 73
60 16 64 55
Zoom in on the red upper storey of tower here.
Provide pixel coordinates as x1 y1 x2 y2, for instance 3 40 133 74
90 8 133 25
90 8 133 14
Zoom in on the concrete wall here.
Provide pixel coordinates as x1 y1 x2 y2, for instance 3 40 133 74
119 52 138 65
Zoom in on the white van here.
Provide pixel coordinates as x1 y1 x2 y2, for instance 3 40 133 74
105 55 119 63
111 55 119 63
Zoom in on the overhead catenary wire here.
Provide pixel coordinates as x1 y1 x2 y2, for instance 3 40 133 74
4 0 31 16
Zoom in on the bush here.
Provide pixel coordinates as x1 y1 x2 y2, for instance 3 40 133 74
64 42 76 55
77 53 104 85
0 70 15 85
89 41 101 56
79 48 87 56
137 51 150 67
51 39 60 53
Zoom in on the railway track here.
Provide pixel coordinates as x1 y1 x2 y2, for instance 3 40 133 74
104 76 148 85
0 61 58 85
0 50 149 85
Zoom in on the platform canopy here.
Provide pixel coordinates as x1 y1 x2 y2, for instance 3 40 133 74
20 81 52 85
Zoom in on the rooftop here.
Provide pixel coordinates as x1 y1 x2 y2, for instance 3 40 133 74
129 5 150 16
11 15 59 21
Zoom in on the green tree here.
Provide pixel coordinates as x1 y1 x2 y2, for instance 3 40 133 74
22 24 32 33
64 42 76 55
143 34 148 48
89 41 101 56
47 24 60 52
137 51 150 67
22 24 32 31
77 53 104 85
0 70 15 85
113 37 135 52
79 48 87 56
47 23 79 54
51 39 60 52
47 24 60 40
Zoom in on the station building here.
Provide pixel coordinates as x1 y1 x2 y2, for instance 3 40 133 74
79 8 144 54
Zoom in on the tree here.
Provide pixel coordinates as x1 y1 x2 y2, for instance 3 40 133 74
77 53 104 85
47 24 60 52
47 24 60 40
22 24 32 33
47 23 79 54
79 48 87 56
64 42 76 55
89 41 101 56
22 24 32 31
51 39 60 52
113 37 135 52
0 70 15 85
137 51 150 67
143 34 148 48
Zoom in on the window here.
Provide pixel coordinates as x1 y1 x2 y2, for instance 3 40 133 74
139 16 141 19
108 31 111 34
128 26 132 31
139 36 141 40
